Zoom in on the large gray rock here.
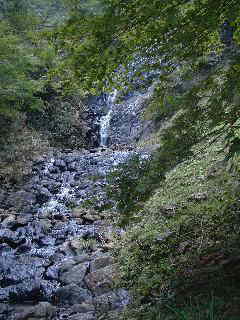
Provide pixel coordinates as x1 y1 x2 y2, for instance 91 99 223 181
14 302 56 320
85 265 117 296
55 284 92 305
60 262 89 285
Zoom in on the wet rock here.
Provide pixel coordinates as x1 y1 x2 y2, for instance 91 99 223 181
39 236 55 247
45 265 59 281
48 166 60 174
54 159 66 170
0 243 15 255
0 256 46 291
1 215 15 227
40 280 60 300
55 284 92 305
69 312 95 320
59 258 78 273
60 262 89 285
83 213 100 222
0 229 20 247
5 279 43 302
36 187 52 204
15 215 33 226
74 254 90 264
33 302 56 317
0 302 12 318
68 162 77 172
31 247 56 259
0 191 6 208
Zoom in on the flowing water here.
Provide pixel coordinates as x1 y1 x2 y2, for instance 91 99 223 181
0 80 155 320
99 89 118 147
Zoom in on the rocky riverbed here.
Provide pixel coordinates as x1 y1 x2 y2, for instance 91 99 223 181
0 83 155 320
0 148 138 320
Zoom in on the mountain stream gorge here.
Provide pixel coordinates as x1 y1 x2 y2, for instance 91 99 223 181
0 85 155 320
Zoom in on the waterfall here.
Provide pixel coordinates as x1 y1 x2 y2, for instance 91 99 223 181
100 89 118 146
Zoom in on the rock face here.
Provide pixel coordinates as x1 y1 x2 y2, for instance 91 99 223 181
99 85 155 147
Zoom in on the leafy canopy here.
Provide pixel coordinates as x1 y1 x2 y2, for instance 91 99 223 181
53 0 240 161
0 0 67 117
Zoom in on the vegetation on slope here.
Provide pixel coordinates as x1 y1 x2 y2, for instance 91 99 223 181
0 0 88 185
110 137 240 319
52 1 240 318
1 0 240 317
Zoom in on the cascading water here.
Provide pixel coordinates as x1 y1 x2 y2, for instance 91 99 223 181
99 89 118 147
0 59 158 319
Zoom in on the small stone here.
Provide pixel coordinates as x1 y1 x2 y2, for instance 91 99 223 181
188 192 208 202
93 292 119 313
75 218 84 224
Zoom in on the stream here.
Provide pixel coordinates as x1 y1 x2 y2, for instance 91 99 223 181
0 83 155 320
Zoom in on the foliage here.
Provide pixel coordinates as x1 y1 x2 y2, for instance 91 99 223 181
106 154 164 226
52 0 240 161
0 114 49 185
113 140 240 320
0 0 70 118
0 0 73 185
0 20 44 116
28 95 88 149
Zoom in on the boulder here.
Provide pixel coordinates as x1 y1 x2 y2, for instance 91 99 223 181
85 265 117 296
55 284 92 305
60 262 89 285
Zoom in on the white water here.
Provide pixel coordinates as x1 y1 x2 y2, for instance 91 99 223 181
100 89 118 146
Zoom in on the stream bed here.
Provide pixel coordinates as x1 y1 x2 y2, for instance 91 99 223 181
0 83 155 320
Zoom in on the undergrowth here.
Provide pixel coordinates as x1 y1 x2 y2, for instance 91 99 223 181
113 139 240 319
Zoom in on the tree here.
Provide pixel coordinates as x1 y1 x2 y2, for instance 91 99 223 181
0 0 68 117
52 0 240 161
